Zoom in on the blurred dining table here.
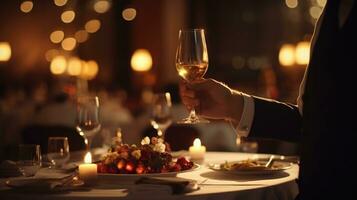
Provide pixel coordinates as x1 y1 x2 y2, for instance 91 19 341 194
0 151 299 200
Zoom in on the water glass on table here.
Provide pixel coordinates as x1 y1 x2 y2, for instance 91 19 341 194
47 137 70 168
17 144 42 176
150 92 172 140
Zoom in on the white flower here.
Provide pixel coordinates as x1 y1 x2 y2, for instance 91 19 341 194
141 136 150 145
153 142 166 153
104 152 119 165
131 150 141 160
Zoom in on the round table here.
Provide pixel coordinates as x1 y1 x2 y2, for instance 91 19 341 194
0 152 299 200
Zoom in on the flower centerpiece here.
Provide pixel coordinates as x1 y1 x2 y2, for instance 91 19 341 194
97 137 194 174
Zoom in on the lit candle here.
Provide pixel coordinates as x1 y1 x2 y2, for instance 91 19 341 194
79 152 97 185
189 138 206 161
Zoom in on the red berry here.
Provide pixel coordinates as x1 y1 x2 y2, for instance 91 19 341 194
117 159 126 170
125 161 135 173
136 164 145 174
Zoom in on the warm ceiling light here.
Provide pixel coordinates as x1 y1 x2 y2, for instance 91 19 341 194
94 0 111 14
0 42 11 62
50 55 67 75
74 30 89 43
131 49 153 72
67 57 82 76
122 8 137 21
50 30 65 43
61 10 75 23
85 19 101 33
279 44 295 67
61 37 76 51
54 0 68 7
20 1 33 13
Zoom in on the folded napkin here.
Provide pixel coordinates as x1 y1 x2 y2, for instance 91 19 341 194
5 168 81 193
0 160 22 178
134 177 199 195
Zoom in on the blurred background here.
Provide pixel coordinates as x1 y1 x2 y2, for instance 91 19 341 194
0 0 325 159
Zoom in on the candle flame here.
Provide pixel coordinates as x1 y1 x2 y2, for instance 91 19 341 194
84 152 92 164
193 138 201 147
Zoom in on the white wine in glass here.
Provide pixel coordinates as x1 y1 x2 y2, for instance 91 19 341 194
176 28 209 124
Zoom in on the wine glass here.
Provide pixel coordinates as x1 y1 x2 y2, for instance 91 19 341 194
175 28 209 124
17 144 42 176
76 95 101 150
150 92 172 141
47 137 70 168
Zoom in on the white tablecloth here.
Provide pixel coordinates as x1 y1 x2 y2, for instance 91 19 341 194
0 152 299 200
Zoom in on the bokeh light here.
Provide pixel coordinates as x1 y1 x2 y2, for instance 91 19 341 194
61 10 75 23
50 30 65 43
50 55 67 75
317 0 327 7
279 44 295 67
295 41 310 65
20 1 33 13
81 60 99 80
54 0 67 7
61 37 76 51
94 0 111 14
67 57 82 76
45 49 60 62
122 8 137 21
0 42 11 62
310 6 322 19
74 30 89 43
285 0 298 9
131 49 153 72
85 19 101 33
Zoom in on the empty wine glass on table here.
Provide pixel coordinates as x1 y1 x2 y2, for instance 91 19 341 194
150 92 172 140
76 95 101 150
176 28 209 124
17 144 42 176
47 137 70 168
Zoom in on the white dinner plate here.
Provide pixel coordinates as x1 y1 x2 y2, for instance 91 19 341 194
209 160 292 175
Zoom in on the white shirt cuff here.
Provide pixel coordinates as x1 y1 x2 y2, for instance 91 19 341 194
236 93 255 137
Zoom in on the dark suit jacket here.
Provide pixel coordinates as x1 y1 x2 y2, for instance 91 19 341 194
249 0 356 199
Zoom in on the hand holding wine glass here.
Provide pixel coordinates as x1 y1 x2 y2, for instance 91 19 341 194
76 96 101 150
176 28 209 124
150 92 172 140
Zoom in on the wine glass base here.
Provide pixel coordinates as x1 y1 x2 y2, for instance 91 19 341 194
176 117 209 124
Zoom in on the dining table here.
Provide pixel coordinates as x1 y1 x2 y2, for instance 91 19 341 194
0 150 299 200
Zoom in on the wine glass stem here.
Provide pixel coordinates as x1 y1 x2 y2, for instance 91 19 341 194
85 137 92 150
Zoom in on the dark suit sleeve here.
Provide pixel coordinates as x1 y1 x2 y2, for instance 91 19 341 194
249 96 302 143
